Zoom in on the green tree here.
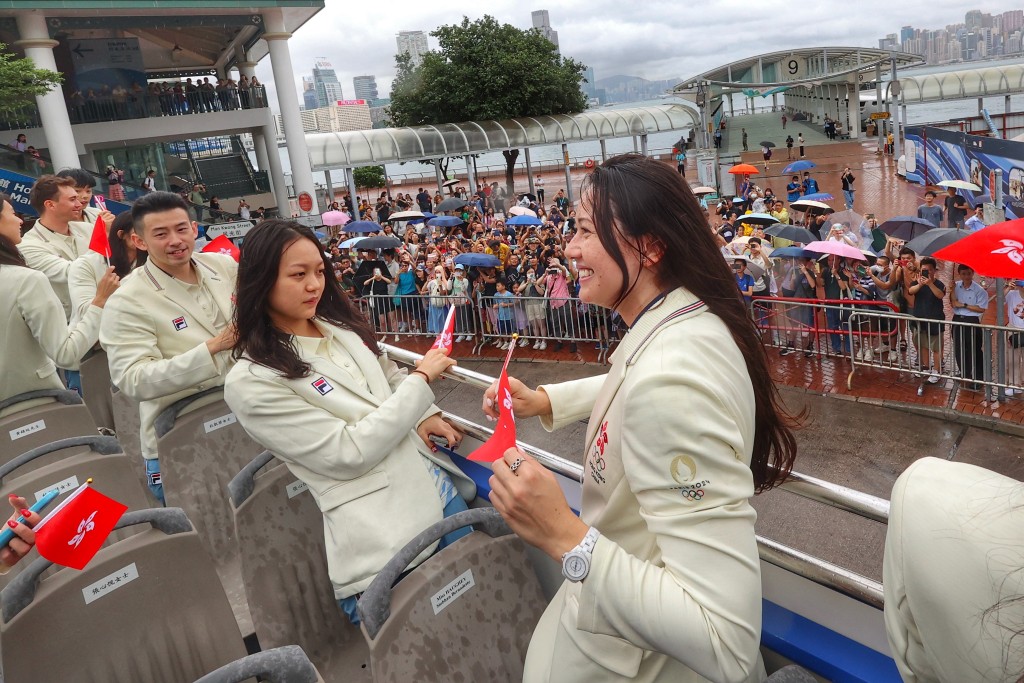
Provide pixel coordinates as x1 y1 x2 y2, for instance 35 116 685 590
353 165 386 190
0 42 62 115
388 16 587 198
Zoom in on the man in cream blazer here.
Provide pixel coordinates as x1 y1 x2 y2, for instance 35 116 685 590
225 320 475 600
526 288 764 683
884 457 1024 682
100 192 237 500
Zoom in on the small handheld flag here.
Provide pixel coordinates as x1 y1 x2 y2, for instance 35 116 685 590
202 234 240 262
430 306 457 353
88 214 111 259
93 194 107 212
468 335 519 462
33 480 128 570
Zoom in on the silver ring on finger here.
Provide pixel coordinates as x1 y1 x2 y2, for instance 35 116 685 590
509 457 524 475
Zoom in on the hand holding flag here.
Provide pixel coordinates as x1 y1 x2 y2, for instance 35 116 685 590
430 306 457 353
34 480 128 570
202 234 241 262
469 335 519 462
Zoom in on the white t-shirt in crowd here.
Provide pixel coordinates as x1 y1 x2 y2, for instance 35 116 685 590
1007 289 1024 329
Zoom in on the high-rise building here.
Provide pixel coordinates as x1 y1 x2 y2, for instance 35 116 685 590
302 76 318 111
1003 10 1024 33
900 25 915 44
396 30 429 67
353 75 379 101
965 10 984 29
583 67 596 97
531 10 559 51
312 59 344 108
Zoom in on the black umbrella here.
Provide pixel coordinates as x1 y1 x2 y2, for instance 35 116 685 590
905 228 970 256
519 192 537 202
759 141 776 148
764 223 817 243
436 197 468 212
355 235 402 250
877 216 937 241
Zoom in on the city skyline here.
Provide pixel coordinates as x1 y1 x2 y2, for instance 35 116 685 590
879 8 1024 63
253 2 1018 119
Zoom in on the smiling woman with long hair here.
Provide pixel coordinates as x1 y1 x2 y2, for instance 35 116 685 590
483 155 798 683
223 219 477 625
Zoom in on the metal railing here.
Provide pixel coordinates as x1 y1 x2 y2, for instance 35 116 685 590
382 342 888 610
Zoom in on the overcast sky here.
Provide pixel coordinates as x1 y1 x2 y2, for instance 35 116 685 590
253 0 989 112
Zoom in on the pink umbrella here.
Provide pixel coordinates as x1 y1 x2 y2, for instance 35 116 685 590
322 210 351 227
804 240 867 261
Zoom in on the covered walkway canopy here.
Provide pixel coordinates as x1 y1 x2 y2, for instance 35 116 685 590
893 63 1024 104
304 104 698 170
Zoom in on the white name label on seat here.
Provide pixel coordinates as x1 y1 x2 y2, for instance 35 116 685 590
203 413 237 433
431 568 475 615
35 475 79 502
286 480 308 499
9 419 45 441
83 562 139 605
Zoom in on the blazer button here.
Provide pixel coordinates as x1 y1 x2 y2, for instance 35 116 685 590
197 383 205 390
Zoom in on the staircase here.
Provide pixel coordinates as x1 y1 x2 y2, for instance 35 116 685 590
166 135 269 200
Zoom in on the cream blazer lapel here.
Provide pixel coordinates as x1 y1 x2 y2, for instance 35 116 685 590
141 258 229 338
302 322 388 407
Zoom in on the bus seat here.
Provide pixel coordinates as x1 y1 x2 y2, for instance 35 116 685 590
111 386 142 462
156 388 264 637
0 389 98 466
193 645 324 683
0 435 152 589
766 665 819 682
228 451 372 682
0 508 247 682
80 350 115 432
358 508 546 683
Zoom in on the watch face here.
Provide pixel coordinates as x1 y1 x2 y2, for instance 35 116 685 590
563 551 589 582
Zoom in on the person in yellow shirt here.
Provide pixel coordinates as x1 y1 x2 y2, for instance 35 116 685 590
770 200 789 225
485 237 510 267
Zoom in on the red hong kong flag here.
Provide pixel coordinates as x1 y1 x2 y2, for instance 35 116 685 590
34 481 128 570
202 234 241 262
468 337 519 462
88 214 111 259
933 217 1024 279
430 305 457 354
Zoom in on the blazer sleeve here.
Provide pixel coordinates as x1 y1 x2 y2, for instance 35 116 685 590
225 368 436 482
537 374 605 431
380 352 440 425
16 270 102 369
573 363 761 683
100 293 222 401
67 254 102 327
19 240 73 285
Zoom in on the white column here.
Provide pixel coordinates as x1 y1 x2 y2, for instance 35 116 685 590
260 120 288 211
324 168 334 206
600 138 607 162
465 156 477 196
846 83 859 140
252 129 271 176
434 159 444 195
263 9 316 213
640 134 648 156
525 149 535 194
15 11 79 171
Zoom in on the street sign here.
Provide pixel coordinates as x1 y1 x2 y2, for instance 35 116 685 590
870 112 891 120
297 191 314 213
205 220 255 240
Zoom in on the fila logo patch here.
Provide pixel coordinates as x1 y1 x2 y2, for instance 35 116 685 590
172 316 188 331
312 377 333 395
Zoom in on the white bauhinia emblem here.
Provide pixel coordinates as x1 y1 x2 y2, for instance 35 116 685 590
439 331 452 348
68 511 98 548
992 239 1024 265
502 387 514 419
218 248 234 255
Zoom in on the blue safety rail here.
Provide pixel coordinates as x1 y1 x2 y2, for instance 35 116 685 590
449 447 900 683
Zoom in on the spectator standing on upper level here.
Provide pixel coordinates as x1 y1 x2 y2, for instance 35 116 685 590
107 165 126 202
917 191 943 228
944 188 968 229
237 198 251 220
142 169 158 193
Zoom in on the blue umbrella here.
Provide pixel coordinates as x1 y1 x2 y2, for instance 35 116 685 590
454 253 501 268
782 160 816 174
802 192 834 201
409 212 436 225
771 246 815 259
506 215 543 226
346 220 383 234
339 236 363 248
427 216 464 227
314 230 326 240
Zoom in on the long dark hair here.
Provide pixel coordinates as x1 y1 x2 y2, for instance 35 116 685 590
109 211 146 277
0 194 26 267
582 154 798 491
233 219 380 378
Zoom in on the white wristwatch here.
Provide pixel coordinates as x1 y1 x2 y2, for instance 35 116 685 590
561 527 601 582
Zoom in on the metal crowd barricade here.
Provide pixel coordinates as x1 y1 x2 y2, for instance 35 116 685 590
356 294 481 344
753 296 899 360
474 295 615 361
847 308 1024 400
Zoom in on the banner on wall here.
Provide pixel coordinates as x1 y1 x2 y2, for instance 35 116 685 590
0 167 130 218
904 126 1024 220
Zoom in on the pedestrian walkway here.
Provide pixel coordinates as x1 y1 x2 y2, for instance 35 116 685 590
719 111 836 155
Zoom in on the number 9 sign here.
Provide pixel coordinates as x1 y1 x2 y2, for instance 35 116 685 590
782 56 804 81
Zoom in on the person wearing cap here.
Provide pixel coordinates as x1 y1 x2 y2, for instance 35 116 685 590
965 204 986 232
825 223 859 248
